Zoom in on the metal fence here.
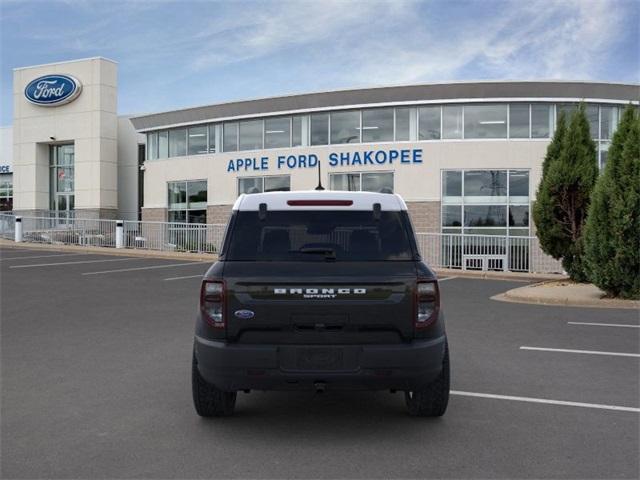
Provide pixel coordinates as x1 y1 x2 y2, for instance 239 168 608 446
122 220 225 253
415 232 563 274
0 213 15 240
1 213 563 274
20 216 118 248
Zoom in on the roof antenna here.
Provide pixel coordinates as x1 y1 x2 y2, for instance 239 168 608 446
315 159 325 191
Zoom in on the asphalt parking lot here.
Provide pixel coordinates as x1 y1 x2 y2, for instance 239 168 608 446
1 245 638 479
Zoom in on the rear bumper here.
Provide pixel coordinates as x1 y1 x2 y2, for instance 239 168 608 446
194 335 447 392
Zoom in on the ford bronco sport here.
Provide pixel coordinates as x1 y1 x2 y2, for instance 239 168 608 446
192 191 449 417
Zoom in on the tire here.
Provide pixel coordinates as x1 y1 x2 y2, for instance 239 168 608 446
405 342 450 417
192 352 237 417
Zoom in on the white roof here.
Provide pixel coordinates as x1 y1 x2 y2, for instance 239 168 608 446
233 190 408 211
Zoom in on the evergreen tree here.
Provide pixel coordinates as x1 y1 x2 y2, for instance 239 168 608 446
533 104 598 281
584 106 640 298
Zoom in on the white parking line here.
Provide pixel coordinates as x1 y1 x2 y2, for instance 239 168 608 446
1 253 86 261
451 390 640 413
164 274 203 281
438 276 458 282
83 262 203 275
568 321 640 329
10 258 136 269
520 346 640 358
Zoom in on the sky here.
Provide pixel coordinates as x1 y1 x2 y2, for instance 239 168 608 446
0 0 638 126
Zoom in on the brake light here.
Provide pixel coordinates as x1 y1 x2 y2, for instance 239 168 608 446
415 280 439 328
286 200 353 206
201 280 225 329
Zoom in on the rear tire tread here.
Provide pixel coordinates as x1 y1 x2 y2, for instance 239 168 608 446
192 353 237 417
405 342 450 417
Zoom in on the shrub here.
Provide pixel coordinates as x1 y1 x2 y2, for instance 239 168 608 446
584 106 640 298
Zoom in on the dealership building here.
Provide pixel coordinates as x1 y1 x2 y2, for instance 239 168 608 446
5 57 638 238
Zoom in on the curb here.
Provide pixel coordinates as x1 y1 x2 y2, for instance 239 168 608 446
0 239 214 262
492 283 640 310
433 268 565 282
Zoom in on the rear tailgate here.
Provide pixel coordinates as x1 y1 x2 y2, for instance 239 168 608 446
223 261 417 344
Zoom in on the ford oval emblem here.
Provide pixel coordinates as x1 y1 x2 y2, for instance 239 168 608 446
24 74 82 106
234 309 255 319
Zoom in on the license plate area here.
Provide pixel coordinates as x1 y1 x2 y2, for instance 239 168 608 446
279 346 360 372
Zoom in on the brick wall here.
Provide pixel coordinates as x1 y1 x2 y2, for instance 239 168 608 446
406 201 441 233
141 208 167 223
207 205 232 225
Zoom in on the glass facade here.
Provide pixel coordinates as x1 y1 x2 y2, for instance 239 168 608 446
330 172 393 193
362 108 394 143
168 180 207 223
442 106 463 139
419 106 440 140
49 144 75 218
239 120 263 150
395 107 411 141
168 128 187 157
464 104 507 139
264 117 291 149
442 169 529 236
330 110 360 144
0 173 12 211
238 175 290 195
143 103 624 165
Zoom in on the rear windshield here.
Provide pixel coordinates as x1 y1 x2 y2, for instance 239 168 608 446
224 210 416 261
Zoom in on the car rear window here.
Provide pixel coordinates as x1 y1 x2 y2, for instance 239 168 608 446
224 210 416 261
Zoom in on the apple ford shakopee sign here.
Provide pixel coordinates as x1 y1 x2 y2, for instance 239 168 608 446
24 74 82 106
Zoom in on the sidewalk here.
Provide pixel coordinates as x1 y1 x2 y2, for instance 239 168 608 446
493 280 640 309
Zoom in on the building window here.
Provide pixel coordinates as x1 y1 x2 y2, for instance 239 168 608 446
223 122 239 152
395 107 411 141
168 180 207 223
310 113 329 145
441 169 529 236
208 124 217 153
50 144 75 217
0 173 12 211
600 106 619 140
265 117 291 149
147 132 158 160
442 170 462 200
187 126 208 155
158 131 168 159
292 116 303 147
509 104 529 139
362 108 394 143
238 175 290 195
330 173 360 191
585 104 599 140
531 104 552 138
330 110 360 144
169 128 187 157
239 120 263 151
464 104 507 139
442 105 463 139
419 106 441 140
330 172 393 193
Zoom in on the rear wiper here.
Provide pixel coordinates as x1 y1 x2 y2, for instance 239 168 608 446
297 247 336 260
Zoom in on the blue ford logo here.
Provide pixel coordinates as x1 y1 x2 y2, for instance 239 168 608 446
234 309 255 319
24 74 82 106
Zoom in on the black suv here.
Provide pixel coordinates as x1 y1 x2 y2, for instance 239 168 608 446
192 191 449 417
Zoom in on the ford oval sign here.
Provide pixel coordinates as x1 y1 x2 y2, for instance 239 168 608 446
234 309 255 320
24 74 82 106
